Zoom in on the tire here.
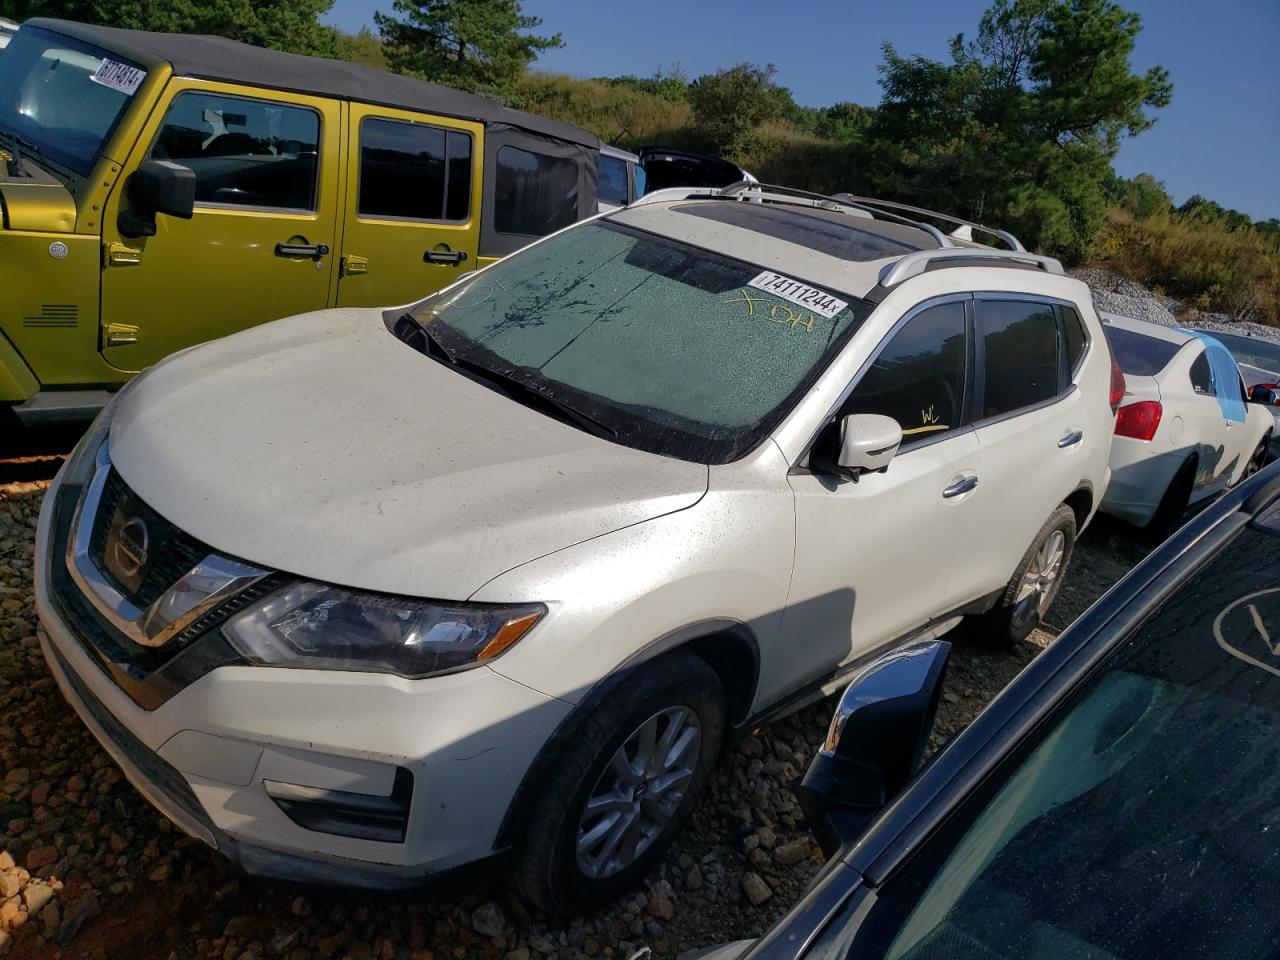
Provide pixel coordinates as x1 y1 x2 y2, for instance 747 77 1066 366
1146 455 1196 542
514 652 726 916
1236 431 1271 486
969 504 1076 649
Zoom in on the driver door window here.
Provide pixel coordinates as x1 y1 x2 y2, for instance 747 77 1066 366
149 91 321 211
843 301 970 447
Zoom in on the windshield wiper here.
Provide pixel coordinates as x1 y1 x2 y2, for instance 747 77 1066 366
403 313 617 440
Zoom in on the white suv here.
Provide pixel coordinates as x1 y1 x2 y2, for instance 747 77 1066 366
35 185 1117 914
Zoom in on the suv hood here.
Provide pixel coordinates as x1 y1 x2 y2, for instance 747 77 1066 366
0 161 76 232
107 309 709 599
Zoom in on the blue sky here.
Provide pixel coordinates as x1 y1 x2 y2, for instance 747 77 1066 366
324 0 1280 220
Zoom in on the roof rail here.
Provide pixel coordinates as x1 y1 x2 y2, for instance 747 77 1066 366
830 194 1025 252
879 249 1064 288
718 181 955 249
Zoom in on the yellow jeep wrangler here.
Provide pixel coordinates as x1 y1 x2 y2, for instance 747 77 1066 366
0 19 600 424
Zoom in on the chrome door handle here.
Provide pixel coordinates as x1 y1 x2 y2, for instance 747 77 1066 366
424 249 468 265
1058 430 1084 448
275 242 329 259
942 475 978 499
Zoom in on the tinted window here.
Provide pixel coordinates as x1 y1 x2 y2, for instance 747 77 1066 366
1189 351 1213 394
151 92 319 210
634 164 647 197
1059 305 1088 375
845 302 967 444
494 146 579 236
979 300 1059 418
410 221 872 464
358 118 471 222
1104 325 1180 376
847 522 1280 960
598 154 629 206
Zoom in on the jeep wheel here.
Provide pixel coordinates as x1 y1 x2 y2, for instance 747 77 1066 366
514 652 725 916
970 504 1076 649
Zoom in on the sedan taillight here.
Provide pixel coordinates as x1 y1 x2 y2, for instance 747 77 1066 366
1114 400 1163 441
1109 361 1126 414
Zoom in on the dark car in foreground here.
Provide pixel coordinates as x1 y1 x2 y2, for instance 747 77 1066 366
695 460 1280 960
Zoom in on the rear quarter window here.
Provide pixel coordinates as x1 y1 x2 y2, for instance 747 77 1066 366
1058 305 1089 376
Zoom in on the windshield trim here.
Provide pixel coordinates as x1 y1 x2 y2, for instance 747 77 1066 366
405 219 874 465
0 25 146 177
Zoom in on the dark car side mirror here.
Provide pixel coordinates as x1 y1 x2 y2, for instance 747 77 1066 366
1249 384 1280 407
796 639 951 857
118 160 196 238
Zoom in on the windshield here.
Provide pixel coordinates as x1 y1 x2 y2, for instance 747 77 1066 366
409 220 871 463
851 515 1280 960
0 27 145 175
1204 330 1280 373
1103 324 1181 376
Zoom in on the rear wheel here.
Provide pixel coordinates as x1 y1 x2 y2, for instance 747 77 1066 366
514 652 725 916
969 504 1076 649
1146 455 1196 542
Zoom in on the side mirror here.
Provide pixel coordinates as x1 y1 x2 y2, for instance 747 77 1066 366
1249 384 1280 407
118 160 196 238
796 639 951 856
815 413 902 481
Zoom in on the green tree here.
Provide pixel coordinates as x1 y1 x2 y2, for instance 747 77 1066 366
868 0 1172 260
687 62 786 157
0 0 340 56
375 0 561 95
333 26 389 69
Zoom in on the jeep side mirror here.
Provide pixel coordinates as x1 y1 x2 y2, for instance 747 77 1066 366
1249 384 1280 407
814 413 902 481
796 639 950 857
118 160 196 238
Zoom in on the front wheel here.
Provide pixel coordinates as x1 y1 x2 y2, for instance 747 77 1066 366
1237 431 1271 486
514 652 725 916
969 504 1076 649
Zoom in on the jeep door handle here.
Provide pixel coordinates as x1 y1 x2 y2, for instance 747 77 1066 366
424 249 468 265
275 242 329 259
942 475 978 499
1058 429 1084 448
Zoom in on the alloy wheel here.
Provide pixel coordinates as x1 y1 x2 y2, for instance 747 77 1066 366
575 706 701 879
1015 529 1066 621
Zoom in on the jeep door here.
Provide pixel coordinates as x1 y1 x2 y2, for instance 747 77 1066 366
782 298 981 688
100 81 341 371
335 105 481 308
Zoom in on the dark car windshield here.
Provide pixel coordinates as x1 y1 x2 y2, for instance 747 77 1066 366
851 511 1280 960
408 220 871 463
1205 330 1280 374
1103 324 1181 376
0 27 144 175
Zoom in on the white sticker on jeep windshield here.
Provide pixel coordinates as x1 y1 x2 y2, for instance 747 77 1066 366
747 271 848 319
91 59 146 96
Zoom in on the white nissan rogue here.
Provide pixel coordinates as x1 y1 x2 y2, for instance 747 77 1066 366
35 185 1118 914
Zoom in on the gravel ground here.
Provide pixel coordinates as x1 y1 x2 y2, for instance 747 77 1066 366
1072 267 1280 341
0 480 1151 960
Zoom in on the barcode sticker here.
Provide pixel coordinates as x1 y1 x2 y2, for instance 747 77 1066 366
91 59 146 95
747 271 848 319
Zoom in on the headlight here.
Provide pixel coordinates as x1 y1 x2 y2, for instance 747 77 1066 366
223 582 545 677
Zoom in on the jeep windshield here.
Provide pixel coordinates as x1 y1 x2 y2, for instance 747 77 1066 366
407 220 872 464
0 27 145 176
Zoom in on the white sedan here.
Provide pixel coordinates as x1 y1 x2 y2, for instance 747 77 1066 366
1100 312 1273 532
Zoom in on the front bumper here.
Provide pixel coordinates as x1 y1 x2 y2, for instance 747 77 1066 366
34 471 572 886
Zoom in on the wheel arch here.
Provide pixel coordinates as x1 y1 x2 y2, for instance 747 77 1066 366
1062 483 1095 531
492 620 759 851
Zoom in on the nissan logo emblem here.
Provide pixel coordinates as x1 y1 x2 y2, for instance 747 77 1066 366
112 516 150 579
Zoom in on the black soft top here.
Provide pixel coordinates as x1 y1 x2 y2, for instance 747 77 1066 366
27 18 599 149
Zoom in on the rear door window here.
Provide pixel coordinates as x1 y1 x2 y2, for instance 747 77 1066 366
844 301 968 447
495 145 579 236
598 154 629 206
150 91 320 211
357 117 471 222
977 300 1060 419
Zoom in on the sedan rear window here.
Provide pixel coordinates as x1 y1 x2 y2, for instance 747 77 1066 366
409 221 871 463
1104 325 1181 376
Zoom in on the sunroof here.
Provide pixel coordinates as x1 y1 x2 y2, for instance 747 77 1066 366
674 200 922 262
